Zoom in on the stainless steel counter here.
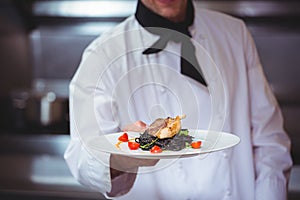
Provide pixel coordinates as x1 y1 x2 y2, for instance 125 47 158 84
0 134 106 200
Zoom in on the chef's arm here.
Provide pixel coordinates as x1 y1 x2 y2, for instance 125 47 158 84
64 47 138 197
109 120 148 181
107 121 156 197
249 66 292 200
64 69 119 196
243 24 293 200
65 77 138 198
108 154 158 197
107 155 138 197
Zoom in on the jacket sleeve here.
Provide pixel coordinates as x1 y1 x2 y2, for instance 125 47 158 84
64 43 136 198
243 23 293 200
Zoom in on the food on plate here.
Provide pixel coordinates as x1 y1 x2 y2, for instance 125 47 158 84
136 115 202 152
147 114 186 139
191 141 202 149
116 115 202 153
136 128 194 151
118 132 129 142
150 145 162 153
128 141 140 150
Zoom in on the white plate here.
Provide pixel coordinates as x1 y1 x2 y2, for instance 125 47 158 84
88 130 240 159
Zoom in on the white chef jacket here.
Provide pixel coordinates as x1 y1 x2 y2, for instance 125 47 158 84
64 7 292 200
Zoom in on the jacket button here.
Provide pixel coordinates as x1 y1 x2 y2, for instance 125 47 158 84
225 189 231 196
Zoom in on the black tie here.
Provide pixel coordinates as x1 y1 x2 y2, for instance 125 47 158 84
135 0 207 87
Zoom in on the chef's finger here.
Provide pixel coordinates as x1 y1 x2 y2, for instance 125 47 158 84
123 120 147 132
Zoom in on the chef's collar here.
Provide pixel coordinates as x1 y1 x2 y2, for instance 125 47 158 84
134 0 207 86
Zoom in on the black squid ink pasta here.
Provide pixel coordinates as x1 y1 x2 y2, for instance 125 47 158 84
135 129 193 151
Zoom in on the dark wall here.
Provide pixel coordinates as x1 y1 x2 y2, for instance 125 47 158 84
0 1 32 96
0 1 33 130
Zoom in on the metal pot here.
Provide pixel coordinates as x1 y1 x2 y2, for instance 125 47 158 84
26 91 67 126
11 89 68 129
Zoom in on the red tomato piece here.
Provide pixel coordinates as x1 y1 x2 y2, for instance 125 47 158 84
118 133 129 142
150 145 162 153
128 141 140 150
191 141 202 149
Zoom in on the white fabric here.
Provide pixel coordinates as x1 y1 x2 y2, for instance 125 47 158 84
64 7 292 200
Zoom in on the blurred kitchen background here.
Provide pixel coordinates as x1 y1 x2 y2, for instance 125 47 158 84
0 0 299 199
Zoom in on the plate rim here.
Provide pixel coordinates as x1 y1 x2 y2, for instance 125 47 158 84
87 129 240 159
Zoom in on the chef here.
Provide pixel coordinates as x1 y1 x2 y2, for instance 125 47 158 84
64 0 293 199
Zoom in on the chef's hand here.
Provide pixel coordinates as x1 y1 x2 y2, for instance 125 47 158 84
110 120 158 179
122 120 147 132
110 154 158 177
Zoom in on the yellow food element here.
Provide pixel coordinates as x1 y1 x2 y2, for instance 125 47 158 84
115 141 122 149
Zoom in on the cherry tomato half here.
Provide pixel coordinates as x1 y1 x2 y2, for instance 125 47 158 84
191 141 202 149
118 132 129 142
128 141 140 150
150 145 162 153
